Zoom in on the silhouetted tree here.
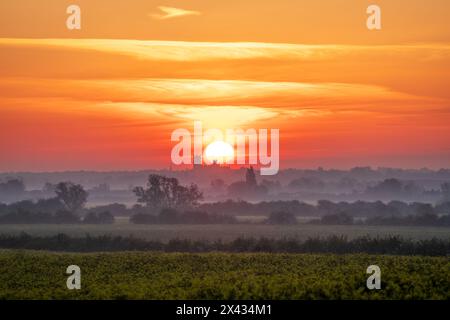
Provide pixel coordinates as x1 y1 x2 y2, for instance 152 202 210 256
289 177 325 191
412 203 434 216
42 182 57 194
435 201 450 214
441 183 450 202
133 175 203 212
365 178 421 198
35 197 65 214
246 167 257 187
55 182 88 213
228 167 267 199
0 179 25 195
367 178 403 195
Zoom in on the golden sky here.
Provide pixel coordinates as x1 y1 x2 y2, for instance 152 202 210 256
0 0 449 171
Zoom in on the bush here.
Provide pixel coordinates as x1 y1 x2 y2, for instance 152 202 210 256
265 211 297 225
83 211 115 224
159 208 180 223
130 208 236 224
130 213 157 224
0 209 79 224
321 212 354 225
53 210 81 224
89 203 128 216
367 213 450 227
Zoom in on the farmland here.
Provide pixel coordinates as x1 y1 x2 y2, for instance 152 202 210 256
0 250 448 300
1 218 449 300
0 219 449 243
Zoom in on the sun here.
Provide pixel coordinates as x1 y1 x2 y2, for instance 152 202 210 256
204 141 234 165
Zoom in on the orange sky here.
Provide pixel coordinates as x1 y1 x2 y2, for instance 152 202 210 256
0 0 449 171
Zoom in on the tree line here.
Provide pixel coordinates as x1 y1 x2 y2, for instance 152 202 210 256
198 199 450 217
0 233 448 256
0 182 113 224
309 211 450 227
1 174 450 225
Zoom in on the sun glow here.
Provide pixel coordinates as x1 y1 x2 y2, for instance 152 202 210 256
204 141 235 164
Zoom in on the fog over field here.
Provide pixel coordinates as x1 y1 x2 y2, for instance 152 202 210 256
1 167 449 245
2 167 450 205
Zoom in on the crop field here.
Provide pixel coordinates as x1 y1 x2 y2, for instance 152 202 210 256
0 250 448 300
0 221 449 243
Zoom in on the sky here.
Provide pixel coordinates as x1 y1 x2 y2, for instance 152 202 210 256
0 0 449 172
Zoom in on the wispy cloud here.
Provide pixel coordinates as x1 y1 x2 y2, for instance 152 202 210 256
3 38 447 99
150 6 201 20
0 78 443 116
1 38 449 63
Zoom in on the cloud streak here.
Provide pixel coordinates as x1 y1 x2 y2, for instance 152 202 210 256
150 6 201 20
2 38 449 62
0 78 445 117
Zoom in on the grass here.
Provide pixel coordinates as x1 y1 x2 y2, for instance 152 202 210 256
0 220 449 243
0 250 448 300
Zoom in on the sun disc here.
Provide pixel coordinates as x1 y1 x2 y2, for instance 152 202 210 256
204 141 234 164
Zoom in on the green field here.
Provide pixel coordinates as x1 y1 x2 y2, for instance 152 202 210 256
0 250 448 300
0 221 449 242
